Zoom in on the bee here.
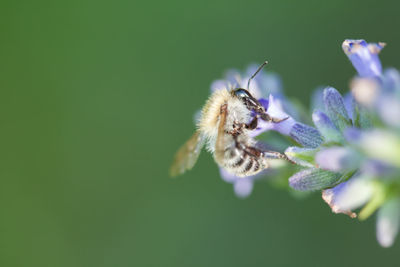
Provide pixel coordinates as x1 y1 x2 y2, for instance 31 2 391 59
170 62 292 177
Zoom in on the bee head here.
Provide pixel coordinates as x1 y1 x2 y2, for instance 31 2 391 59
232 88 265 114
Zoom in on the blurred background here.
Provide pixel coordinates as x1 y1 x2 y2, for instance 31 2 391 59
1 0 399 266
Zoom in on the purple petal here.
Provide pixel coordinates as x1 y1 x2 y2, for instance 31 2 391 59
219 167 238 183
224 69 242 88
342 39 385 78
234 178 254 199
272 117 297 136
344 127 362 142
225 67 263 99
219 168 259 198
316 147 360 172
210 80 229 93
361 159 395 177
258 98 269 110
244 64 265 97
258 73 284 98
249 95 296 137
266 94 291 122
323 176 373 214
245 64 283 97
376 197 400 247
377 95 400 128
322 181 357 218
214 65 280 99
382 68 400 94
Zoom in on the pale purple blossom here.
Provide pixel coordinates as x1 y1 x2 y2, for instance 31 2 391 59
342 39 385 78
377 198 400 247
285 39 400 247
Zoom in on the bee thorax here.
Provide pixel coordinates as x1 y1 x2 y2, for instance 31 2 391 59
198 89 252 153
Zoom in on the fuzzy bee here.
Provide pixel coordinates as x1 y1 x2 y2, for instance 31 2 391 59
170 62 293 177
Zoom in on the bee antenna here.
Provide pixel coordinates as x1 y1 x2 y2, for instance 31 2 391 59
247 61 268 90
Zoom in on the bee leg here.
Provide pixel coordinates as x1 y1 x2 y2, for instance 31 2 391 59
232 116 259 133
261 113 289 123
271 116 289 123
245 116 258 130
229 122 242 136
220 103 228 114
262 150 295 164
215 103 229 162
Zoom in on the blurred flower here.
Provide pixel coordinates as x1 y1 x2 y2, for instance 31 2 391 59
287 39 400 247
219 168 260 199
377 197 400 248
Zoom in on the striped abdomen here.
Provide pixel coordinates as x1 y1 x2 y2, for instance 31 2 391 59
220 141 268 177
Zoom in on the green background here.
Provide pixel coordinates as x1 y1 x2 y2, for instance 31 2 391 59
1 0 399 266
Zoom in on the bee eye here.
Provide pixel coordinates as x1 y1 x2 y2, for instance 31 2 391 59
233 89 251 99
233 88 264 112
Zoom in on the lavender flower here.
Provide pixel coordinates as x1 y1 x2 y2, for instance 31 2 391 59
187 39 400 247
219 168 260 199
342 39 385 78
286 87 355 191
287 39 400 247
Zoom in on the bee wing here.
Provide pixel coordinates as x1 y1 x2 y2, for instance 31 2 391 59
169 131 206 177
